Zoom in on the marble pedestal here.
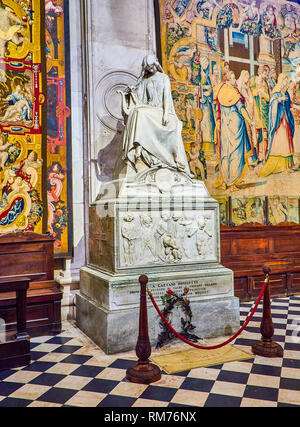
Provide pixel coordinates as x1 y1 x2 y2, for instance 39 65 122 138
77 168 240 354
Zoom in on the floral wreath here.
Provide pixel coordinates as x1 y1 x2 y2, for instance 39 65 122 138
156 287 201 349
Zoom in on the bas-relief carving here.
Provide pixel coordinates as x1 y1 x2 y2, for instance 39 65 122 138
119 209 217 268
121 213 136 266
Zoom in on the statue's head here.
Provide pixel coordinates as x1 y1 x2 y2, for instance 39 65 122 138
124 214 134 223
161 211 170 222
140 214 152 227
142 55 163 75
196 215 205 229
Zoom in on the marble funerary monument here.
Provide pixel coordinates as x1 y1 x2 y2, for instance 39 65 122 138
76 55 239 354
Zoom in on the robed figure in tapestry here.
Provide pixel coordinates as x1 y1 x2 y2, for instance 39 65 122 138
213 71 256 191
259 73 295 177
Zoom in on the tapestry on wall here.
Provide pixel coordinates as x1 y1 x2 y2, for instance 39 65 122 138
0 0 46 234
157 0 300 226
46 0 72 257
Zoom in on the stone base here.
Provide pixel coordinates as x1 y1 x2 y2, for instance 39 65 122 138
78 168 240 354
76 266 240 354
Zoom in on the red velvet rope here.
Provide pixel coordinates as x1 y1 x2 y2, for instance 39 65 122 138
148 280 268 350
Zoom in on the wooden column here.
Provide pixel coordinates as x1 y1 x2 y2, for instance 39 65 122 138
16 287 30 341
126 275 161 384
0 277 30 371
252 265 283 358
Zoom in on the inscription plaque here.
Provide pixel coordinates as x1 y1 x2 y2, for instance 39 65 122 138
111 275 233 308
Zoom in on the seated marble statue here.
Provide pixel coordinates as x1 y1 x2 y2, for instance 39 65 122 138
118 55 190 175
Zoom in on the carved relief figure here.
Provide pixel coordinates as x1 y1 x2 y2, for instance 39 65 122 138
175 214 193 258
155 211 172 258
154 211 182 262
139 213 157 261
162 233 182 263
188 214 212 258
119 55 190 175
121 214 137 266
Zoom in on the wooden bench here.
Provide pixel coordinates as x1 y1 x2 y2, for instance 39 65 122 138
0 277 31 371
221 224 300 301
0 233 63 338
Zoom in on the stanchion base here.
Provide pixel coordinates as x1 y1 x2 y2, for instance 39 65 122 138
252 340 283 358
126 362 161 384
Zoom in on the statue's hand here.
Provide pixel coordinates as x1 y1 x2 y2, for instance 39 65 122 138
162 112 169 126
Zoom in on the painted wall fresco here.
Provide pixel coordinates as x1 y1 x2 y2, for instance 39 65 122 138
158 0 300 226
0 0 46 234
46 0 72 256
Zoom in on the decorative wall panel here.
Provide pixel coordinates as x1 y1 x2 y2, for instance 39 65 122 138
45 0 72 257
0 0 46 234
157 0 300 226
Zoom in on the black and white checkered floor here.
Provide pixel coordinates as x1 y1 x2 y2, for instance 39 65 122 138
0 296 300 407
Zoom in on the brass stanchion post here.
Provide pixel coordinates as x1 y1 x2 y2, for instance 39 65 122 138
126 275 161 384
252 265 283 358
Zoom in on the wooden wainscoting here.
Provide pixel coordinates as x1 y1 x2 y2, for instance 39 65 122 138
220 224 300 301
